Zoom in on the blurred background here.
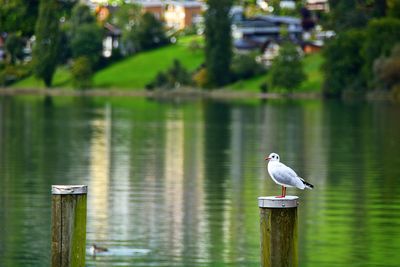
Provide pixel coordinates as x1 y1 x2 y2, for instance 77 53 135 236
1 0 400 266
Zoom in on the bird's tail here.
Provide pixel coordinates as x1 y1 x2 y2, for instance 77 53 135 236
300 178 314 189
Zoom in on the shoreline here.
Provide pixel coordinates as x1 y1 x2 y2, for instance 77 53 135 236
0 87 396 101
0 87 323 100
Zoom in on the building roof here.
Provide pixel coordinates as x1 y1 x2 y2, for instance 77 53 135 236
132 0 203 8
255 15 301 25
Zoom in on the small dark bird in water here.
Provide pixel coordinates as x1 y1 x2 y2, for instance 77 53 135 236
89 244 108 256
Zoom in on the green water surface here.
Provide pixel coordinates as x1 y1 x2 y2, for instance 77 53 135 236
0 97 399 267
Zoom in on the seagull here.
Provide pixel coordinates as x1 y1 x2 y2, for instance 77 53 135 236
265 152 314 198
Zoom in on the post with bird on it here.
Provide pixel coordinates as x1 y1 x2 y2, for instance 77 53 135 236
51 185 87 267
259 153 314 267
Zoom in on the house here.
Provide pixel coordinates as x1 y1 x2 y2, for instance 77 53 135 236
233 15 303 52
256 40 281 67
164 1 203 30
306 0 329 12
302 40 323 54
139 1 164 20
103 22 122 57
133 0 204 30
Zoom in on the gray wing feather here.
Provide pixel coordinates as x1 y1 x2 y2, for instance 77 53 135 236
271 163 304 189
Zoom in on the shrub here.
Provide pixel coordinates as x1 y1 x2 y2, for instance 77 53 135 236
70 23 103 65
268 43 305 92
363 18 400 88
0 63 31 86
71 56 92 89
231 53 265 81
4 34 24 64
133 12 169 51
146 59 192 90
192 67 209 88
373 44 400 90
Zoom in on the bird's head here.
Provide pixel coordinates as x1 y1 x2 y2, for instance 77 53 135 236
265 152 280 162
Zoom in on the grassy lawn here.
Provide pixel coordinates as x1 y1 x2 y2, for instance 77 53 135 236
227 52 324 93
12 35 204 90
93 35 204 89
12 67 73 88
11 36 323 94
298 52 324 92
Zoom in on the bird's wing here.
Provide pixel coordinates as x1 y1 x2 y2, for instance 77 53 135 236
271 163 304 188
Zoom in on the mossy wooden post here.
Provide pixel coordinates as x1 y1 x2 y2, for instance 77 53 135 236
52 185 87 267
258 196 299 267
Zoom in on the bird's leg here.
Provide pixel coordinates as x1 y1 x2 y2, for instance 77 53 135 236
276 186 285 198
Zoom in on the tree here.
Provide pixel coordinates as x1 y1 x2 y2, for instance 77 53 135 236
32 0 61 87
322 30 366 96
70 3 95 30
132 12 168 51
373 44 400 90
68 4 103 88
70 23 103 65
0 0 39 36
363 18 400 88
388 0 400 18
110 3 142 55
327 0 388 31
268 43 306 92
4 34 24 64
71 56 93 89
204 0 233 87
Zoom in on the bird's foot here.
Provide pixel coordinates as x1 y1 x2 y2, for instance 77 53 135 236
275 195 285 198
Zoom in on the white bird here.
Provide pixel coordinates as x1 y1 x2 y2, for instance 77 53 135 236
265 152 314 198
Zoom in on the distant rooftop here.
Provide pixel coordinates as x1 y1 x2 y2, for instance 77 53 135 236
130 0 204 8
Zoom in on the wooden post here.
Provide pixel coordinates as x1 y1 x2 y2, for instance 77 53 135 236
51 185 87 267
259 196 299 267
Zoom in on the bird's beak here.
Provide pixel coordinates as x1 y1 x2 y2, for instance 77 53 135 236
265 157 271 161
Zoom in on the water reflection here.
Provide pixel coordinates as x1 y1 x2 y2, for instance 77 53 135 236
0 97 400 267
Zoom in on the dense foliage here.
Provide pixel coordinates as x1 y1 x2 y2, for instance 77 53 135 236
133 12 169 51
0 0 39 36
4 34 24 64
268 43 306 92
373 44 400 91
71 56 93 89
204 0 233 87
69 4 103 88
32 0 61 87
322 30 366 96
146 59 192 90
363 18 400 87
70 24 103 65
231 53 265 81
322 0 400 96
110 3 142 55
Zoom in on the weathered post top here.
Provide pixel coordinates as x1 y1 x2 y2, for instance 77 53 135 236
52 185 87 195
258 196 299 208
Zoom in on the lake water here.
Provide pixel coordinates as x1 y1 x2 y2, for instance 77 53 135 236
1 96 400 267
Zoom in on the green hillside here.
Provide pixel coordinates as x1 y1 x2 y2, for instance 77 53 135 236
228 52 323 92
12 35 204 89
93 35 204 89
12 35 323 93
12 67 73 89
